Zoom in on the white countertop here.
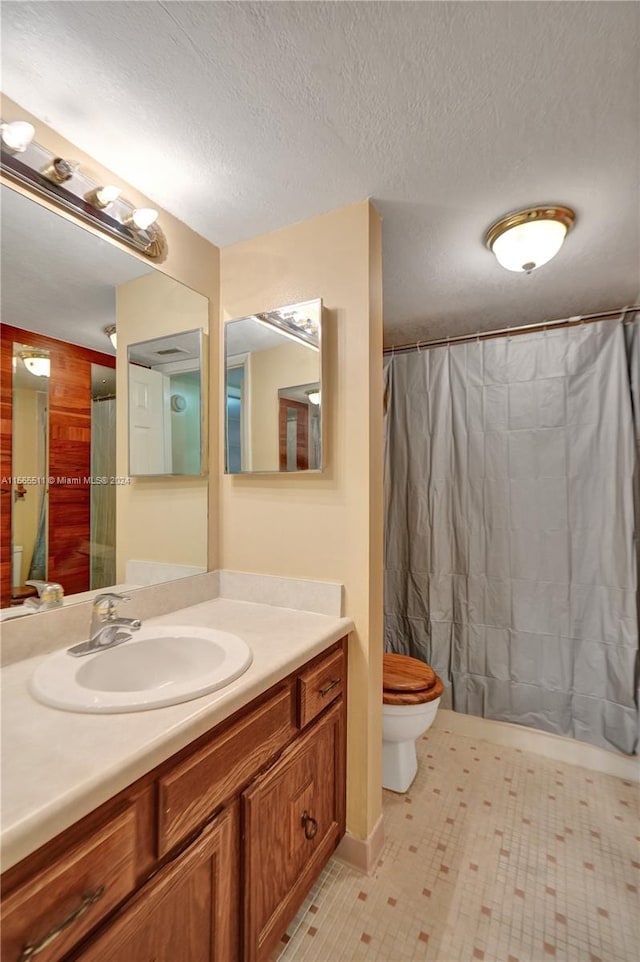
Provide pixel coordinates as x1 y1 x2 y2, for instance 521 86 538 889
1 597 352 872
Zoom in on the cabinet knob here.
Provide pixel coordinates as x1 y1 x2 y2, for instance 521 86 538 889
301 810 318 840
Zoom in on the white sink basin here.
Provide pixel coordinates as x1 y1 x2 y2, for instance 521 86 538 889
30 625 253 713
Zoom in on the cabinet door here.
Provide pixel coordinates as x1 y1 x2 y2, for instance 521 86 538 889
243 700 345 962
73 803 238 962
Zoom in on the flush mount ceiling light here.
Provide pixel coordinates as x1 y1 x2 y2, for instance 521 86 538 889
305 389 321 405
20 351 50 378
485 206 576 273
104 325 117 350
1 120 35 153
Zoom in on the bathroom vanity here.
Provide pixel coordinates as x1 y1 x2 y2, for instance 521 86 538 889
0 597 350 962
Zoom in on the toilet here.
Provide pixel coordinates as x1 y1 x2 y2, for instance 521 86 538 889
382 652 443 793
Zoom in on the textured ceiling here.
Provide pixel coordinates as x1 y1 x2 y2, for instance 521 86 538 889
2 1 639 346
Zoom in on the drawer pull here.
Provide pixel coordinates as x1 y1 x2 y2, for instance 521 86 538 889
301 811 318 840
319 679 340 698
17 885 105 961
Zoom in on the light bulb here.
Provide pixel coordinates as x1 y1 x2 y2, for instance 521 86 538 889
131 208 158 230
86 185 122 209
1 121 35 152
98 186 121 205
492 219 568 273
306 391 321 405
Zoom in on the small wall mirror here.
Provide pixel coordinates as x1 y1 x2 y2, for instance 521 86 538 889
128 329 206 476
224 299 322 473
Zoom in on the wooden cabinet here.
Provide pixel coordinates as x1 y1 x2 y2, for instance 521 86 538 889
243 701 345 962
1 805 139 962
72 804 238 962
0 639 347 962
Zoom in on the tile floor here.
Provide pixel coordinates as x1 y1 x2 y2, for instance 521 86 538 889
275 726 639 962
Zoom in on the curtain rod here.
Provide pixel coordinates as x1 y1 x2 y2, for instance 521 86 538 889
383 305 640 356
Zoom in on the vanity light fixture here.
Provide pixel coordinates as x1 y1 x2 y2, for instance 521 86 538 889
306 389 321 405
104 325 117 350
0 120 35 153
485 206 576 273
20 351 50 378
1 117 167 261
86 185 121 209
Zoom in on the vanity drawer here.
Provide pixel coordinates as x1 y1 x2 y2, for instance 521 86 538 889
297 646 345 728
1 803 137 962
158 683 297 856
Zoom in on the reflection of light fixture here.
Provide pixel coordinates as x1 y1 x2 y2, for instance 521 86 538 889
252 314 320 351
485 206 575 273
85 185 121 209
306 389 320 405
40 156 78 184
21 352 50 378
1 120 35 152
104 325 117 350
125 207 159 230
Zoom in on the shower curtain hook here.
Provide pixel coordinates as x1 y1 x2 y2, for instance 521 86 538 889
417 340 422 352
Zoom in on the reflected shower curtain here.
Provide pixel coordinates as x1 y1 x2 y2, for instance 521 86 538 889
90 397 116 588
384 320 639 755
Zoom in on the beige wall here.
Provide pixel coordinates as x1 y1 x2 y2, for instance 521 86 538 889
1 95 221 575
220 201 384 840
249 341 319 471
115 273 209 578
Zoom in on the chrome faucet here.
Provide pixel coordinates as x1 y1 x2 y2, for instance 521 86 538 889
24 580 64 610
67 592 142 657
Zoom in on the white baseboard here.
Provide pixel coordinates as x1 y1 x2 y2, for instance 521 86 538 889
434 708 639 782
334 813 385 875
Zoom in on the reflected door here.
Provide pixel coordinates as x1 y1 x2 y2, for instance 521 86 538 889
279 398 309 471
129 366 171 475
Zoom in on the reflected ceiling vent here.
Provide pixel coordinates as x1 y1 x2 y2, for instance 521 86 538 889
154 346 190 356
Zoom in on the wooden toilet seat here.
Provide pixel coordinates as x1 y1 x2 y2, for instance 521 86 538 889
383 653 443 705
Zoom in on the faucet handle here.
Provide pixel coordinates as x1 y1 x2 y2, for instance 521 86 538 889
92 592 130 616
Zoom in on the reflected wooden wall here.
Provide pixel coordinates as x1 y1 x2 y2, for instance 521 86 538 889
0 324 115 607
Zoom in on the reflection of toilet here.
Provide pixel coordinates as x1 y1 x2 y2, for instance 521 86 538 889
11 545 23 588
382 653 443 793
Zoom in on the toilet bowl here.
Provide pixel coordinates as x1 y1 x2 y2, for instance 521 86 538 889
382 653 443 793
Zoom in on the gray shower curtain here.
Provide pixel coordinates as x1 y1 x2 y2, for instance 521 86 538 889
384 319 639 755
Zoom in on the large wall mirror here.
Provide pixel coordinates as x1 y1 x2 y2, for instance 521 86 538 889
0 184 209 614
224 299 322 473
